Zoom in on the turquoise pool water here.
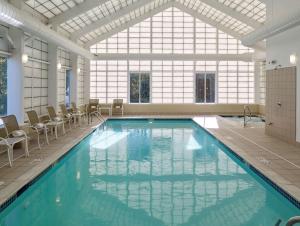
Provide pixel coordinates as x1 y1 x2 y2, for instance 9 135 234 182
0 119 299 226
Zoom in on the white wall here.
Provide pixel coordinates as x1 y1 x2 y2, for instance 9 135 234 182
265 0 300 142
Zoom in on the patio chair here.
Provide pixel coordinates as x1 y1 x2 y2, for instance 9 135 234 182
59 104 74 128
89 99 99 104
112 99 124 116
26 110 49 149
0 115 29 166
46 106 66 136
70 102 86 125
71 102 78 113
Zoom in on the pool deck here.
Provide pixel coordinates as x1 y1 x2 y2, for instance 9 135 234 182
0 115 300 208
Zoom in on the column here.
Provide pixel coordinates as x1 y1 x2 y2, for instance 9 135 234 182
48 43 58 110
84 58 90 104
7 27 25 122
70 53 79 105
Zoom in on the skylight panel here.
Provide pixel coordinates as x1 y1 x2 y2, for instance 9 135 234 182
25 0 81 18
76 0 173 44
216 0 266 23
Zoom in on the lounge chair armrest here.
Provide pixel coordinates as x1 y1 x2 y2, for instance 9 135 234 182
0 137 9 146
10 130 28 138
29 126 43 134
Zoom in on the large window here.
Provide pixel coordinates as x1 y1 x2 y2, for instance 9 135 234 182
130 72 150 103
90 7 255 104
195 73 215 103
0 57 7 115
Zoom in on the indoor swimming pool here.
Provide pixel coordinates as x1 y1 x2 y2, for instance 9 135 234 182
0 119 299 226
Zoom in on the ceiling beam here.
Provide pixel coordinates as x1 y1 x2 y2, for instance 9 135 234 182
196 0 262 28
85 1 265 51
174 2 243 40
49 0 111 27
72 0 157 40
175 2 265 51
85 1 173 47
94 53 254 62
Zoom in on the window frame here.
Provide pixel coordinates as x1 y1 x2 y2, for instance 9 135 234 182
195 71 216 104
128 71 151 104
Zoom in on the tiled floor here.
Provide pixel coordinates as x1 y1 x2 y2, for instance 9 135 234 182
0 118 104 206
1 115 300 207
194 116 300 202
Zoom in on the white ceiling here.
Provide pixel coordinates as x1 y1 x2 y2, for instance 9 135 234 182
24 0 266 46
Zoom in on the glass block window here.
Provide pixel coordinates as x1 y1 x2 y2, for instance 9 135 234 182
24 36 48 117
195 19 217 54
57 48 71 107
218 31 253 54
173 61 194 103
0 57 7 116
152 8 173 54
152 60 173 103
259 61 266 105
129 19 151 54
90 60 107 103
90 7 256 104
173 9 194 54
90 60 128 103
218 61 254 104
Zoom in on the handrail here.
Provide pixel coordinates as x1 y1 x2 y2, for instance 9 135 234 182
286 216 300 226
243 105 252 127
275 219 282 226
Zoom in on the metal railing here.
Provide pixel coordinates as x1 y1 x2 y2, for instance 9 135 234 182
275 216 300 226
243 105 252 127
286 216 300 226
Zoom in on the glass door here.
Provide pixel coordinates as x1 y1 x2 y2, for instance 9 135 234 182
130 72 150 103
195 72 215 103
65 70 71 108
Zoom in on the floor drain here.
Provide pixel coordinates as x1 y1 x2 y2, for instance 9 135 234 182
257 157 270 165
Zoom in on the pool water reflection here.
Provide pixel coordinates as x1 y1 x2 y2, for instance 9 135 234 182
0 119 298 226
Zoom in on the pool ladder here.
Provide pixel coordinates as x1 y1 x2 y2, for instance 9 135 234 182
243 105 252 127
275 216 300 226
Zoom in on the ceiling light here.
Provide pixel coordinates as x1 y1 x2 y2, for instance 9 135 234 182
290 54 297 65
22 54 28 64
57 63 62 70
77 68 81 73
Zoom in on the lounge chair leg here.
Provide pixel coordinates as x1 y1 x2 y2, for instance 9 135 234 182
55 126 58 139
7 147 12 167
45 127 49 145
62 123 65 135
37 133 41 150
25 139 29 157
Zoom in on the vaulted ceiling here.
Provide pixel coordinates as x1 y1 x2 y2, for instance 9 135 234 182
24 0 266 47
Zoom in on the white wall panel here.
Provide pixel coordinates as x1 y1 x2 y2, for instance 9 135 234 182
24 36 49 117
